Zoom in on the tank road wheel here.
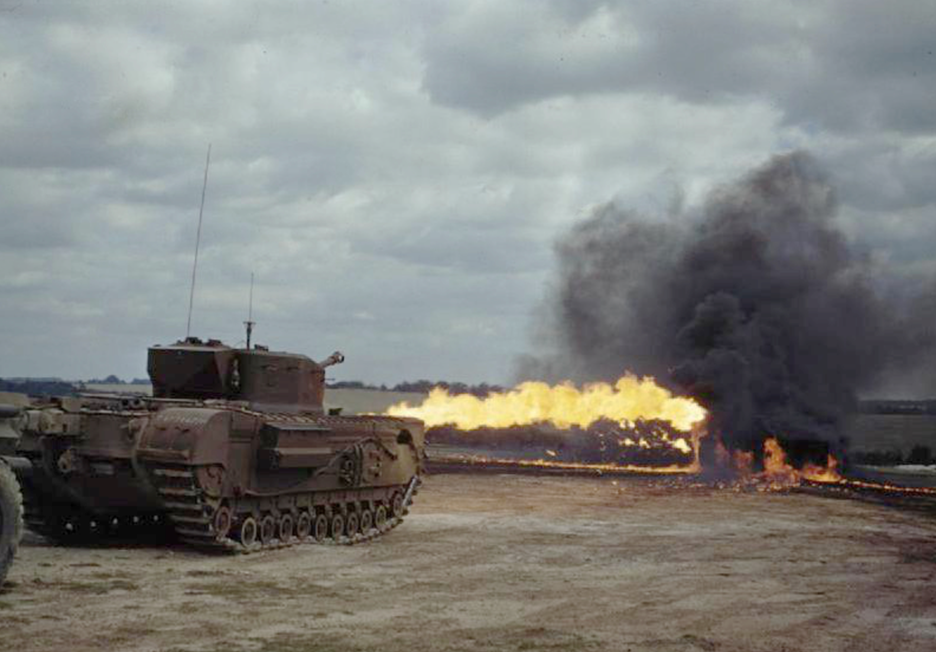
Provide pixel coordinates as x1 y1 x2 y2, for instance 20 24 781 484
330 513 345 541
88 516 110 540
212 506 233 540
0 464 24 585
239 516 258 548
313 513 329 542
56 509 88 542
391 491 405 518
296 512 312 539
359 508 374 533
345 511 359 537
374 505 388 531
279 514 295 542
260 515 276 545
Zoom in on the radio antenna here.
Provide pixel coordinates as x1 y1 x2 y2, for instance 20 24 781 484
244 271 256 349
186 143 212 339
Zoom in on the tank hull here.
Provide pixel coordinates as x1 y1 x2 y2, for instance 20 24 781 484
14 394 425 551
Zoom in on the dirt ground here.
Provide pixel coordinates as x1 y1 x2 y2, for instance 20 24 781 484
2 473 936 652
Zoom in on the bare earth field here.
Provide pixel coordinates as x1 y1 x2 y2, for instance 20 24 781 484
2 473 936 652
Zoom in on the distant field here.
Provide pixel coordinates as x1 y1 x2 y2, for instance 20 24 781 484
83 383 151 395
844 414 936 453
325 388 426 414
82 383 426 415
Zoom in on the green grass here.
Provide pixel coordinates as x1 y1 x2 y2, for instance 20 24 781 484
31 577 139 594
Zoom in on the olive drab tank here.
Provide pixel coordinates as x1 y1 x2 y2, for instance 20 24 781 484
11 338 425 552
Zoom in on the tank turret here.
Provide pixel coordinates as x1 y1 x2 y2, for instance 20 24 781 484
148 337 345 414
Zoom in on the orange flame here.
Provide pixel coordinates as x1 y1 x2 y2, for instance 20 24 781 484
387 374 707 432
748 439 936 496
443 454 703 475
725 437 842 489
801 454 842 483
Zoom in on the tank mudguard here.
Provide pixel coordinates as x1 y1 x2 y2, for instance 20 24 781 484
0 399 25 457
135 408 231 466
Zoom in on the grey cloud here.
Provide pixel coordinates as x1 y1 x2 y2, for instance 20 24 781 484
421 1 936 134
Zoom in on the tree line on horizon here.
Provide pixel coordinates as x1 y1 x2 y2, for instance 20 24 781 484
0 376 506 398
326 379 505 397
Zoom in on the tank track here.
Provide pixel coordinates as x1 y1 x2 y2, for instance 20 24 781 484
20 478 172 545
20 467 421 553
142 462 422 554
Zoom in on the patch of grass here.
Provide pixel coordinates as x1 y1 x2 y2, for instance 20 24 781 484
247 632 363 652
185 569 228 577
90 570 133 580
511 629 599 651
162 632 361 652
182 578 344 603
449 627 600 652
163 627 600 652
1 614 29 625
183 579 284 602
32 577 139 594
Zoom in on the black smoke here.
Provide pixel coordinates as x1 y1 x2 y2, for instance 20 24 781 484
521 151 934 455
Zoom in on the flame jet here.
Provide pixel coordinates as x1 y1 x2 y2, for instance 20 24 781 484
387 374 706 433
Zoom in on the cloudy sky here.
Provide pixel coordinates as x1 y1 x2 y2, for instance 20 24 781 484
0 1 933 385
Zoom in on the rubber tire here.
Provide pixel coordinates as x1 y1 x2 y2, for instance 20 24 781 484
0 463 24 586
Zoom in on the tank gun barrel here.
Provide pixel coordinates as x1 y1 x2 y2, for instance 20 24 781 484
319 351 345 368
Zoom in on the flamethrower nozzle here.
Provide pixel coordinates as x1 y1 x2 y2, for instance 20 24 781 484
319 351 345 368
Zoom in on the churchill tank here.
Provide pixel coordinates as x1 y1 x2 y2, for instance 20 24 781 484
12 337 425 552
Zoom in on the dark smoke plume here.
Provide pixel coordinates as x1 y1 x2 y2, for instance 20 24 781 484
521 151 933 454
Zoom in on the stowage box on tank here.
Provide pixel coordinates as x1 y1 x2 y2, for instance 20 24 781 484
12 338 425 552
